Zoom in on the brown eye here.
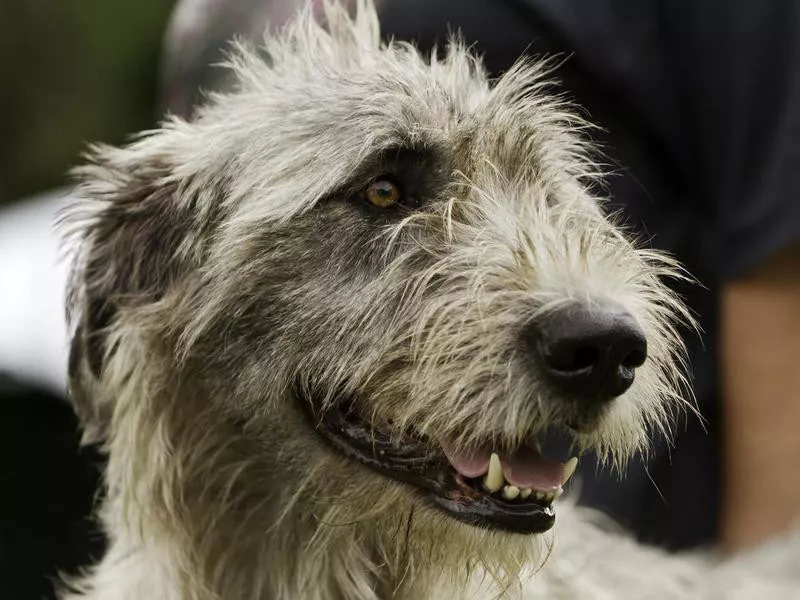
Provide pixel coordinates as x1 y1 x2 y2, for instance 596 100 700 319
364 179 401 208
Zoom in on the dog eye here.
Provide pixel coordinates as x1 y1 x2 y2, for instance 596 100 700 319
364 178 402 208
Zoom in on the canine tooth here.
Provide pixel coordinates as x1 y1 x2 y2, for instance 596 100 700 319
519 488 532 499
562 457 579 486
502 485 520 500
553 487 564 500
483 453 504 493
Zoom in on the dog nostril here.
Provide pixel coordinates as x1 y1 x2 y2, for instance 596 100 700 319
621 347 647 369
544 343 599 372
528 302 648 401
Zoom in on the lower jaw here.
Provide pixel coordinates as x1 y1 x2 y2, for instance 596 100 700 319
427 493 556 534
300 394 559 534
317 429 558 534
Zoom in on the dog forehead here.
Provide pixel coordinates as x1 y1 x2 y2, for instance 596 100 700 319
235 55 546 170
251 51 579 188
204 54 478 218
259 43 491 140
196 12 587 226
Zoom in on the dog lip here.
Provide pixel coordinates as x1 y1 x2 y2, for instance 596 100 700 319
429 491 556 535
301 395 558 534
435 473 556 533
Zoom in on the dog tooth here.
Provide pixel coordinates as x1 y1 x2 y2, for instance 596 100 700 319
502 485 520 500
553 487 564 500
483 453 504 493
562 457 579 486
519 488 532 499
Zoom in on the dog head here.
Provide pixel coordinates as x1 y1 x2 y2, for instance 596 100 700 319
65 0 690 593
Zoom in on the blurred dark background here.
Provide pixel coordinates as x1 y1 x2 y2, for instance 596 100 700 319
0 0 176 207
1 2 175 597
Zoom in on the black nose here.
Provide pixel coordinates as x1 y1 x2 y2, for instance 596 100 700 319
528 303 647 401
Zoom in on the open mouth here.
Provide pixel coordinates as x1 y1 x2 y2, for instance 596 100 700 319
306 400 579 534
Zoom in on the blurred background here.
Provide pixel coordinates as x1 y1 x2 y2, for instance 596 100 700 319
0 1 173 205
0 2 174 598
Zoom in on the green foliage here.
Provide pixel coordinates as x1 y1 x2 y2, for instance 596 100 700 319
0 0 176 204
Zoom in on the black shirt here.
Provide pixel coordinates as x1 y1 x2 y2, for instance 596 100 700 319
379 0 800 549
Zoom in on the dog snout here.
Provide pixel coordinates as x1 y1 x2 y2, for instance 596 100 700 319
526 302 647 401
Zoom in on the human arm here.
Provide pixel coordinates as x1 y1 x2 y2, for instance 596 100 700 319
720 244 800 552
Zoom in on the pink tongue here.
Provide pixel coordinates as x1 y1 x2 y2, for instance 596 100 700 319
500 446 564 491
439 440 491 478
440 439 565 491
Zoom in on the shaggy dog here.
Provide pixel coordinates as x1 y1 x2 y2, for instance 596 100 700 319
61 2 800 598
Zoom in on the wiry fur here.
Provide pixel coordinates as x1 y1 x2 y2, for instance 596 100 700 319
60 2 800 599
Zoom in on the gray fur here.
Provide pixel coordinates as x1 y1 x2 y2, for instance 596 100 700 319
60 2 800 599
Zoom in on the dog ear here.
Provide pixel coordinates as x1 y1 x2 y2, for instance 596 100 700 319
65 141 197 441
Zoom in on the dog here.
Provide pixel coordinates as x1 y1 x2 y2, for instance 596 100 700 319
61 2 800 598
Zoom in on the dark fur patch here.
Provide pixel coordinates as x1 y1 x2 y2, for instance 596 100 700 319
68 157 196 430
90 189 184 361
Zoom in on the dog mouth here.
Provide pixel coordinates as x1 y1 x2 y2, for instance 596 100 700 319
307 400 579 534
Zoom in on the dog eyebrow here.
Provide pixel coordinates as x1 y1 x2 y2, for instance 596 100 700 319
334 143 447 198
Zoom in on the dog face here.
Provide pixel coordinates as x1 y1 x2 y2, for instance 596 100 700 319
67 1 688 560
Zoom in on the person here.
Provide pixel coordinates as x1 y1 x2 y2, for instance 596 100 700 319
376 0 800 552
